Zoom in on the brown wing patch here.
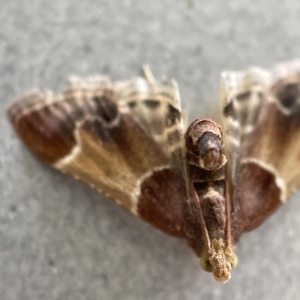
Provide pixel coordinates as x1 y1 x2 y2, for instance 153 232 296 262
231 161 282 242
138 168 187 237
7 90 77 163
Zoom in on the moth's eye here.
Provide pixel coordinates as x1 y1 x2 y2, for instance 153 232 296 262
200 256 213 272
231 253 238 269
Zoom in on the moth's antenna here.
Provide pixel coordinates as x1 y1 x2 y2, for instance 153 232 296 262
193 188 211 249
225 179 232 248
142 64 156 85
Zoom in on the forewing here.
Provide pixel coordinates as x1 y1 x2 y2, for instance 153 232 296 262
221 68 271 187
7 75 187 238
225 60 300 241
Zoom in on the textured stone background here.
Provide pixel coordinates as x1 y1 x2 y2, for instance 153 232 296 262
1 1 300 299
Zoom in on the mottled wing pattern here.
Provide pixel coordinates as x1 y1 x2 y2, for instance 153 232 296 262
244 60 300 202
223 60 300 241
7 75 187 238
221 68 270 187
115 78 185 169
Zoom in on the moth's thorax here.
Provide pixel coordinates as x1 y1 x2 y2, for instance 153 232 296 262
185 118 227 170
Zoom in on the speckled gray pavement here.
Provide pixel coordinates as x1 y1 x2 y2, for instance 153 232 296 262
1 1 300 299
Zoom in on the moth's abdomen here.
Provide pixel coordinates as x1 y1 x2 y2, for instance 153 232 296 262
7 91 76 164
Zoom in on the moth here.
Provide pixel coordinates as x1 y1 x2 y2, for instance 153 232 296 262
7 61 300 282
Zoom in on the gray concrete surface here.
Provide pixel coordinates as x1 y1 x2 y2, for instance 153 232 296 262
1 1 300 299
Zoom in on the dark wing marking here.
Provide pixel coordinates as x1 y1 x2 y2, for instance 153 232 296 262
7 76 187 238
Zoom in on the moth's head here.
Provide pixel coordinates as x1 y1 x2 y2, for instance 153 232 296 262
200 239 238 282
198 132 227 170
185 118 227 171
